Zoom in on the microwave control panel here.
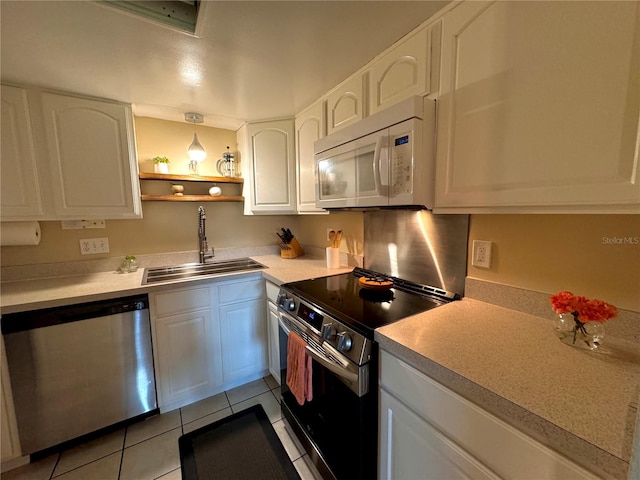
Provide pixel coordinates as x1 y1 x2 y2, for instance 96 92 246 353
391 131 413 195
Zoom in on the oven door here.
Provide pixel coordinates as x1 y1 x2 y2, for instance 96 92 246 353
278 310 377 480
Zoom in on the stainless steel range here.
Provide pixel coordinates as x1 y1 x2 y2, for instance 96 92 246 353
277 210 469 479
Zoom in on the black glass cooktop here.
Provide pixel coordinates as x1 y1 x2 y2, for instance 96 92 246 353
282 270 448 337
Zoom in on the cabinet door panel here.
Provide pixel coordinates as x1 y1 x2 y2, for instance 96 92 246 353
266 301 281 384
1 85 43 218
380 390 498 480
381 351 599 479
245 119 296 214
154 309 218 406
216 276 264 304
40 92 141 218
327 75 365 135
295 102 327 213
369 27 432 115
435 1 640 212
219 299 267 383
152 286 211 317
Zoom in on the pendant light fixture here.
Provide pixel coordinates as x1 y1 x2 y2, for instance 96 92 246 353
185 112 206 174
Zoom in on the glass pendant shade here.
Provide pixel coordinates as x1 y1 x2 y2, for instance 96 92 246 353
188 132 207 162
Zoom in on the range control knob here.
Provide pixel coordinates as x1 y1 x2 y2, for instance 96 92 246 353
276 293 286 306
337 332 353 352
321 324 337 340
284 298 296 312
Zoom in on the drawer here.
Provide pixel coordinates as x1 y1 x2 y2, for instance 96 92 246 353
380 350 597 479
216 277 265 305
152 286 211 317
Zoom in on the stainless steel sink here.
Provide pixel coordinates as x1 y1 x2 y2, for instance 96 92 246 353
142 258 266 285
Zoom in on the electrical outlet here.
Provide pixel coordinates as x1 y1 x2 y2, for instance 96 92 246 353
80 238 110 255
472 240 492 268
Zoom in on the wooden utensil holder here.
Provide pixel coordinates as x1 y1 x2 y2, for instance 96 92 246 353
280 237 304 259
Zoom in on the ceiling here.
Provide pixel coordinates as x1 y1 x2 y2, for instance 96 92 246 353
0 1 449 130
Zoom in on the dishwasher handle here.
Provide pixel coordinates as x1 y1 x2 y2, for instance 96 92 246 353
2 294 149 334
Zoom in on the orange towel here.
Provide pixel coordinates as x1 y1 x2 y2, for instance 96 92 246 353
286 332 313 406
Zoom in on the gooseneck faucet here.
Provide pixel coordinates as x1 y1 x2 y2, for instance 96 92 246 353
198 206 214 263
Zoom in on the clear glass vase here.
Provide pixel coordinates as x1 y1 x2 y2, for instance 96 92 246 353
553 313 605 350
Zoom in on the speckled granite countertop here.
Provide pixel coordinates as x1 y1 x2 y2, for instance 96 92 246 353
376 298 640 479
0 254 353 314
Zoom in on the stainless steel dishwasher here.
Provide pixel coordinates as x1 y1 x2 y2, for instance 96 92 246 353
2 294 157 454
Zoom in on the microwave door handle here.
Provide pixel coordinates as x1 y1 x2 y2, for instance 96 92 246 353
374 135 389 194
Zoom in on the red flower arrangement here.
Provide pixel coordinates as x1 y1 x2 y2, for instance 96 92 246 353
550 291 618 322
550 291 617 349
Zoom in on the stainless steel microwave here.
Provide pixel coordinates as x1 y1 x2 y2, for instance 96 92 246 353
314 96 436 209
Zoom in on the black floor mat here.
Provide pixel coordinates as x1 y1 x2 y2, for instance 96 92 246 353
179 404 301 480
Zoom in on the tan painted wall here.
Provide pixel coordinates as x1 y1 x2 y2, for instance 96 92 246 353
467 214 640 311
136 116 235 178
297 211 364 261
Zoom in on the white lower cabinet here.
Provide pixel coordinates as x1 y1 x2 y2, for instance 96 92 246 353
380 390 498 480
266 302 280 384
150 284 221 412
265 280 281 384
150 274 267 412
379 350 598 480
219 298 267 384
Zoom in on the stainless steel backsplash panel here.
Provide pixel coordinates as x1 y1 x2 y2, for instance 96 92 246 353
364 210 469 296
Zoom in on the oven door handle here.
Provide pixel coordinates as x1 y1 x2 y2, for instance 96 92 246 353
278 315 291 336
278 310 359 385
304 345 359 384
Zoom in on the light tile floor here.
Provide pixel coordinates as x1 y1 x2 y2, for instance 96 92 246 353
1 376 321 480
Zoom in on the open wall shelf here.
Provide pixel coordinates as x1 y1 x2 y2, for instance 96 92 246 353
139 172 244 202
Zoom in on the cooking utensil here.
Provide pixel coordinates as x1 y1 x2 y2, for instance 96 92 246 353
329 230 342 248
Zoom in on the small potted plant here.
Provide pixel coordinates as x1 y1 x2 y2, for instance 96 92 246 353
152 156 170 174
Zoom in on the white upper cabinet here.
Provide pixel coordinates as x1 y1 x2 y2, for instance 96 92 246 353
0 85 142 220
1 85 43 219
240 119 296 215
369 22 442 115
295 101 327 214
39 92 142 219
435 1 640 213
326 75 366 135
